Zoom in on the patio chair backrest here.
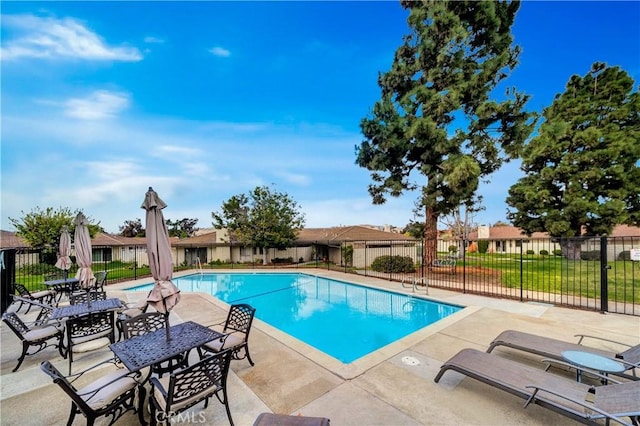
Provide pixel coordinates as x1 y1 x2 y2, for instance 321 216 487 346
67 311 114 341
224 304 256 336
40 361 91 412
14 283 32 298
2 312 29 338
166 349 233 411
93 271 108 291
70 291 107 305
122 312 166 339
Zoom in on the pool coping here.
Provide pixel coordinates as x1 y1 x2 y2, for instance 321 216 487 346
112 270 476 380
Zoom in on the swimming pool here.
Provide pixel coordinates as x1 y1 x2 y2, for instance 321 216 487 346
129 272 462 363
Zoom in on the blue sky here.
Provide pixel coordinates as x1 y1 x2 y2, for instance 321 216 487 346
2 1 639 234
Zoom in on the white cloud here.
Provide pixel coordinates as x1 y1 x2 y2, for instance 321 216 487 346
275 171 312 186
208 46 231 57
64 90 130 120
0 14 142 61
144 36 165 44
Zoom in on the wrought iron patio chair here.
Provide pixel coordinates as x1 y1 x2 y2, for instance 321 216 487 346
70 291 107 305
2 311 65 372
11 295 58 328
41 359 148 426
149 349 234 426
65 310 116 374
198 303 256 366
92 271 108 291
13 283 55 313
122 312 188 376
116 299 149 341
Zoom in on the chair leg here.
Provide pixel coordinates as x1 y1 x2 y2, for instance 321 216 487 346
136 385 147 425
68 348 74 375
66 403 76 426
57 334 66 357
244 344 255 366
149 398 158 426
13 343 28 372
223 388 234 426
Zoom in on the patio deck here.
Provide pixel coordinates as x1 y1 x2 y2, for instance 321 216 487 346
1 269 638 425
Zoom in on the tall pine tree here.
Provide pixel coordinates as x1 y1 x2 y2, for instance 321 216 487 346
357 1 533 264
507 63 640 259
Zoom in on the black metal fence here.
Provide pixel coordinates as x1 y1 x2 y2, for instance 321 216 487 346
2 235 638 316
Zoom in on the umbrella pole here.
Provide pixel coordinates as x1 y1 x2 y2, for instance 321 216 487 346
164 298 171 341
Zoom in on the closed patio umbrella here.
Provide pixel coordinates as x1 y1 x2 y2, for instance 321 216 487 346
54 226 72 279
142 187 180 340
74 212 95 292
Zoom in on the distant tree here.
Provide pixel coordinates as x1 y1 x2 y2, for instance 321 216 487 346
212 186 306 264
119 219 145 237
492 221 510 227
439 197 484 257
166 218 199 238
9 207 102 263
402 221 425 239
507 62 640 259
356 1 534 266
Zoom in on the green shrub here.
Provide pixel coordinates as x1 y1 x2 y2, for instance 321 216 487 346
271 257 293 264
539 249 549 256
580 250 601 261
617 251 631 261
371 255 415 273
478 240 489 254
526 249 535 255
18 263 58 275
553 249 563 256
448 245 458 254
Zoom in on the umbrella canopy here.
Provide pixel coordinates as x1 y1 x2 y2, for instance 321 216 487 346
74 212 95 289
54 226 72 271
143 187 180 313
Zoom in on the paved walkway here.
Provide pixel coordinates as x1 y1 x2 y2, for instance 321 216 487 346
1 269 638 425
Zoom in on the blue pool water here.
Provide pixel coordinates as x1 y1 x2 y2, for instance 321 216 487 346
129 273 462 363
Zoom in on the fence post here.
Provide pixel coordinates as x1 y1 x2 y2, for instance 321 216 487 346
0 249 17 314
462 239 466 294
519 240 524 302
600 237 609 313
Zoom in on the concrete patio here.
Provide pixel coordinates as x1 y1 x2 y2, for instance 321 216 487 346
1 269 638 425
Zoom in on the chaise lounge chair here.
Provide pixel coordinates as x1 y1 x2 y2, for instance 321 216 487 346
434 348 640 425
487 330 639 380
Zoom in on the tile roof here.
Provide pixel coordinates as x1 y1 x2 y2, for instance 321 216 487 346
0 231 29 249
296 226 414 243
173 231 220 246
467 224 640 240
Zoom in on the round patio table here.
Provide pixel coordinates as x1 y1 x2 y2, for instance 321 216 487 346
561 350 625 384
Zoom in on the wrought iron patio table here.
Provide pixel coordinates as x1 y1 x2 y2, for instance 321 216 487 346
109 321 224 372
50 298 123 320
44 277 80 301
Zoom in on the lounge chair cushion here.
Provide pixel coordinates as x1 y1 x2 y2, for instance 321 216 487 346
78 369 138 410
203 332 244 352
24 325 61 341
31 290 55 299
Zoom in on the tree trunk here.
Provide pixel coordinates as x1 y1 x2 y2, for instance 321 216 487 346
560 238 582 261
423 206 438 266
